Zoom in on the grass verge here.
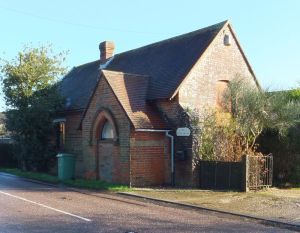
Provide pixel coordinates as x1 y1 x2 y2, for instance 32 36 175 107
0 168 59 184
63 179 131 192
0 168 131 192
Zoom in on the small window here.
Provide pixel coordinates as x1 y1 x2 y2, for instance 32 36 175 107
101 120 114 140
55 122 65 150
224 34 231 46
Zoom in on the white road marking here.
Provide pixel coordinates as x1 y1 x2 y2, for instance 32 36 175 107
0 190 92 222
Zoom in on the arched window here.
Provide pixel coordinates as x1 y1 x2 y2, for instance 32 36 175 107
101 120 114 140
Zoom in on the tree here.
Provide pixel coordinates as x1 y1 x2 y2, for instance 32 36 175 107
224 78 300 152
189 77 300 162
0 123 6 136
259 87 300 184
0 45 66 171
0 113 6 136
286 88 300 101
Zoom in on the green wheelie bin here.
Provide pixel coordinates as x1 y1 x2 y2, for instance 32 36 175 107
56 153 75 180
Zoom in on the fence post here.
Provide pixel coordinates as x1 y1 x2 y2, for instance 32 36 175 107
242 154 249 192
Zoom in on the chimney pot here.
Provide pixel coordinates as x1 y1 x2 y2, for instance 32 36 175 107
99 41 115 62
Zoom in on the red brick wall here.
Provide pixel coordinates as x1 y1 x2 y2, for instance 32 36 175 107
65 79 171 187
179 24 256 110
156 99 195 187
81 78 131 184
130 131 171 187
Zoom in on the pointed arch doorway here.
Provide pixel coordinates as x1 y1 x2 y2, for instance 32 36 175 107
93 110 118 183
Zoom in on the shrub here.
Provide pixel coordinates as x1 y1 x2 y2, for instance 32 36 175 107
258 125 300 184
1 46 66 172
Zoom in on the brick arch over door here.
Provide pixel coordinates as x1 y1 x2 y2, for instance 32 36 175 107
90 108 118 146
90 108 119 182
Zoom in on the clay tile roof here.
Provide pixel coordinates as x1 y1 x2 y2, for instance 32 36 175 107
58 60 101 110
59 20 227 111
107 21 227 100
102 70 167 129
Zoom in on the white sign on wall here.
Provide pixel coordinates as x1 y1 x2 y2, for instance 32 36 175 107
176 127 191 137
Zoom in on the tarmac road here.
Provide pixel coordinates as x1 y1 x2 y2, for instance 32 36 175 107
0 172 296 233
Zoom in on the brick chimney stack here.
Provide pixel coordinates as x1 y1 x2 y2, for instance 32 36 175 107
99 41 115 62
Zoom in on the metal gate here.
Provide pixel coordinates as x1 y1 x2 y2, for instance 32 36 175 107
248 154 273 190
199 161 243 190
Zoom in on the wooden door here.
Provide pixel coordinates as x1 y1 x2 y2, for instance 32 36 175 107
98 142 113 182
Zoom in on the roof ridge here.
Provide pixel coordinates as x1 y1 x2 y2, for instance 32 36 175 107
102 69 150 78
74 59 99 69
113 20 228 58
64 20 227 75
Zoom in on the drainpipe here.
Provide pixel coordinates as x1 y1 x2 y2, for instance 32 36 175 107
165 131 175 186
135 129 175 186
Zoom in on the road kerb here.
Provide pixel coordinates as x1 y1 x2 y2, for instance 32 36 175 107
118 192 300 232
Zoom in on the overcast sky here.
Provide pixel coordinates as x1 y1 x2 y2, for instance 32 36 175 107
0 0 299 111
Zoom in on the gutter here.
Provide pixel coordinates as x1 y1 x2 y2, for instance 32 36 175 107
135 129 175 186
